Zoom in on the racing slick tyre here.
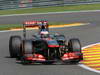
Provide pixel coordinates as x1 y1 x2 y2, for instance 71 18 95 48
24 40 33 54
68 38 82 64
21 40 33 65
68 38 81 52
9 36 22 58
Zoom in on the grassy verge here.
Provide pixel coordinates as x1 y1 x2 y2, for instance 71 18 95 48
0 3 100 15
0 24 21 30
0 22 67 30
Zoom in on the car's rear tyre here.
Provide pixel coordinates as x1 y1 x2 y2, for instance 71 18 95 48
9 36 22 58
68 38 81 52
21 40 33 65
24 40 33 54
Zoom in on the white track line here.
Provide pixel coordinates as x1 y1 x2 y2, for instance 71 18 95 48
79 64 100 74
0 10 100 17
79 42 100 74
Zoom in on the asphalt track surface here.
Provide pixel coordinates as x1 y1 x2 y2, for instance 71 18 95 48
0 11 100 75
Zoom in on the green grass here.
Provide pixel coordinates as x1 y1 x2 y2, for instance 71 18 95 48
0 3 100 30
0 22 67 30
0 24 21 30
0 3 100 15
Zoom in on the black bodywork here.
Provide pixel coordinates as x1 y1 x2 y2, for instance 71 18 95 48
9 21 83 64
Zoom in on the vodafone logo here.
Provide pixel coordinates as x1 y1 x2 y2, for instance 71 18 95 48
24 21 36 25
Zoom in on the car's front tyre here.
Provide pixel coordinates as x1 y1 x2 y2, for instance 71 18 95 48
9 36 22 58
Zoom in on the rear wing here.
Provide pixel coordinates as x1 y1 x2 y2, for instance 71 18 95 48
23 21 48 27
23 21 49 39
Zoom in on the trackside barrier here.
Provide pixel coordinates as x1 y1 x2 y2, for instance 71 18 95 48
0 0 100 10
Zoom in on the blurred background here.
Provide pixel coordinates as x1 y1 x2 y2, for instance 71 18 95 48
0 0 100 10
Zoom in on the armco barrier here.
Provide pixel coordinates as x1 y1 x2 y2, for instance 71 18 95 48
0 0 100 10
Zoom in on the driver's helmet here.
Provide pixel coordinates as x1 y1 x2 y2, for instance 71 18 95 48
55 33 60 36
40 31 48 35
40 31 49 38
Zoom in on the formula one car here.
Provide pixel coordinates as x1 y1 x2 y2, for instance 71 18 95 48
9 21 83 65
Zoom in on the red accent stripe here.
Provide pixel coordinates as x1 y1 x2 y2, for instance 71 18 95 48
83 57 100 59
24 21 48 25
48 45 59 47
25 25 37 27
82 49 100 51
84 54 100 56
90 66 100 68
83 59 100 62
83 51 100 53
84 63 100 65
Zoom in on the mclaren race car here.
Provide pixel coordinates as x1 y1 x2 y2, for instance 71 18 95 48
9 21 83 65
